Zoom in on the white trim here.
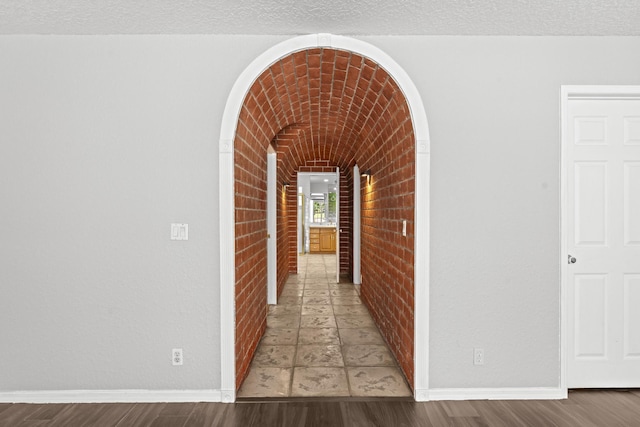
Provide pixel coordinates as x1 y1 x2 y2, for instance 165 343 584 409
560 86 569 394
218 143 235 404
353 165 361 285
414 388 429 402
267 149 277 305
414 138 430 399
561 86 640 101
428 388 567 401
560 85 640 393
219 34 430 401
335 166 340 284
0 389 222 404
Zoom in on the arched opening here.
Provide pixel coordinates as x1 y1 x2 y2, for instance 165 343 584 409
219 34 430 401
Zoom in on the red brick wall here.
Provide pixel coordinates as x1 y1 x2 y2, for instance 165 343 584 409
234 48 415 390
340 172 353 277
359 114 416 385
234 108 269 389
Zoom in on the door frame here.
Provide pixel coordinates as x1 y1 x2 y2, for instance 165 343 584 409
266 145 277 305
335 167 340 283
219 34 431 402
353 165 361 285
297 170 339 266
560 85 640 394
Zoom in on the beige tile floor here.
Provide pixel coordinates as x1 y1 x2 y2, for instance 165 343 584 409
238 253 412 398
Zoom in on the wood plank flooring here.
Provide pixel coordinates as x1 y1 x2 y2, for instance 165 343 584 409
2 390 640 426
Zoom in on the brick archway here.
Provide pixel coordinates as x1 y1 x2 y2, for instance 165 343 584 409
219 35 430 402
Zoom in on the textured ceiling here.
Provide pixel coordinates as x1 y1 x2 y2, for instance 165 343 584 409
1 0 639 36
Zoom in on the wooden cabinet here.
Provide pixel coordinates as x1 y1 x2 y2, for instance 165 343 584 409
309 227 321 253
320 232 333 252
309 227 336 253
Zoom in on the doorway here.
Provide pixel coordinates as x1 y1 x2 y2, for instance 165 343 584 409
218 34 431 402
562 86 640 389
297 171 340 282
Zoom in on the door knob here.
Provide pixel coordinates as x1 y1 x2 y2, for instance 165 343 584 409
568 255 577 264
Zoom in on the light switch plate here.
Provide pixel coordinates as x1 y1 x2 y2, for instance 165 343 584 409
171 223 189 240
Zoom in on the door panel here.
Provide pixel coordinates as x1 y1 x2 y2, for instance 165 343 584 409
567 98 640 387
575 117 607 145
574 274 608 359
624 275 640 358
624 117 640 145
574 162 608 246
624 163 640 245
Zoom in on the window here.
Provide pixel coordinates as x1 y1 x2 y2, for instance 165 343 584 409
313 200 326 223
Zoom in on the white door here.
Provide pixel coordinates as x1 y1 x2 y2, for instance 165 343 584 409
266 148 277 304
566 95 640 387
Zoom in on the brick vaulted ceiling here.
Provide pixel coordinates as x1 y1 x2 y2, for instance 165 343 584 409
233 47 416 389
236 48 412 178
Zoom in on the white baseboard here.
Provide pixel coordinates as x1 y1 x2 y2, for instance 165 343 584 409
414 389 429 402
0 389 223 404
0 387 567 404
220 389 235 403
427 387 567 401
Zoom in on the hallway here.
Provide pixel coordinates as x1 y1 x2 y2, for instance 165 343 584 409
238 254 412 398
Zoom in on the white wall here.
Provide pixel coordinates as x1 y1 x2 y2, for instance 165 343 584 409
0 35 281 391
365 36 640 388
1 34 639 393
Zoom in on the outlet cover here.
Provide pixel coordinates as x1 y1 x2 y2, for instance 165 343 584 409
172 348 183 366
473 348 484 365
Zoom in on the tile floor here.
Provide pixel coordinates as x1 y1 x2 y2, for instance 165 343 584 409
238 253 412 398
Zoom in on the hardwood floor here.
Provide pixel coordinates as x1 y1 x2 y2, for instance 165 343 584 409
2 390 640 426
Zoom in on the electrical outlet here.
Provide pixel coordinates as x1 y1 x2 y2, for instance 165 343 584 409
473 348 484 365
172 348 183 366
